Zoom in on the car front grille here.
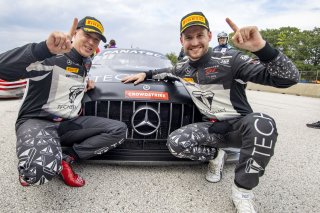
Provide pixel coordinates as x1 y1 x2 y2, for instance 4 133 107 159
83 100 202 140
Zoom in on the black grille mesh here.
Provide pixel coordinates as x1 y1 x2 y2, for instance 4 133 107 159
83 100 202 140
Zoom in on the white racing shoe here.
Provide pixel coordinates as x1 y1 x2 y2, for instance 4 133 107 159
232 183 257 213
205 149 227 183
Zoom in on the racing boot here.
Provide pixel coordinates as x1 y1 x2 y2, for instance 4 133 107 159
60 159 85 187
19 176 31 187
232 183 257 213
306 121 320 129
205 149 227 183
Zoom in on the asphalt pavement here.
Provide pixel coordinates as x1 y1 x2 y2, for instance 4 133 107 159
0 90 319 213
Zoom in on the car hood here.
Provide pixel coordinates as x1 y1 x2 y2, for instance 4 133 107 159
84 66 192 104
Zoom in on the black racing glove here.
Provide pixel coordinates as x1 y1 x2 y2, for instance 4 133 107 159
164 75 180 82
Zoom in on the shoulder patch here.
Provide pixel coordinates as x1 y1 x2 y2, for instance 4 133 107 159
240 55 250 61
182 77 195 84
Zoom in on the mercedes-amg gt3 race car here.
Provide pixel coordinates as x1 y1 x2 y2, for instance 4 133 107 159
83 48 239 162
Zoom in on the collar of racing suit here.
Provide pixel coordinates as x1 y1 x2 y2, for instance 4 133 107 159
188 47 212 68
66 48 86 65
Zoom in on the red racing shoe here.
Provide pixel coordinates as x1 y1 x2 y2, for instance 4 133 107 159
19 176 30 187
60 160 85 187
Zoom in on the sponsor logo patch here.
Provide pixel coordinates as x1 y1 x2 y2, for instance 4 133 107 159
67 60 72 65
125 90 169 100
182 15 206 28
249 59 260 64
85 19 104 32
240 55 250 61
182 78 195 84
66 74 81 79
205 67 218 75
186 67 191 74
66 67 79 73
69 85 85 103
219 59 230 65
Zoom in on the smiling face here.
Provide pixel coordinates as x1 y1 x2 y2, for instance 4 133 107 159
180 26 212 61
72 29 101 57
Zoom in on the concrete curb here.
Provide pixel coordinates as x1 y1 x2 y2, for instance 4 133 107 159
246 82 320 98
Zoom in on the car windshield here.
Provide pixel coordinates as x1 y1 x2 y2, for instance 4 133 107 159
93 49 172 70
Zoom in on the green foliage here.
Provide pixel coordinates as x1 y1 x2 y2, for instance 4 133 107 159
229 27 320 74
260 27 320 72
166 52 178 66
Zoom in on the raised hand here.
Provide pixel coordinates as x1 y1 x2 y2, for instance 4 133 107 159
226 18 266 52
46 18 78 54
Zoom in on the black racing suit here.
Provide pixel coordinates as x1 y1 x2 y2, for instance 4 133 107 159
0 42 127 185
146 43 299 189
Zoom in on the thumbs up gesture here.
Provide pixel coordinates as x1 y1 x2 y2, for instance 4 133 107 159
226 18 266 52
46 18 78 54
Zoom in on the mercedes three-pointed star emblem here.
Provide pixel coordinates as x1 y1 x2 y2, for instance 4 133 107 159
131 106 161 135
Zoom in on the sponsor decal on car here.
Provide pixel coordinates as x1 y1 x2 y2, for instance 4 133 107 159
125 90 169 100
66 67 79 73
142 85 151 90
103 49 164 58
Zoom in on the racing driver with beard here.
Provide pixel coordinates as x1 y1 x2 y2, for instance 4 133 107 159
0 16 127 187
122 11 299 212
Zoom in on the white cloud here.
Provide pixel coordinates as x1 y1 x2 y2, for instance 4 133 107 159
0 0 319 54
